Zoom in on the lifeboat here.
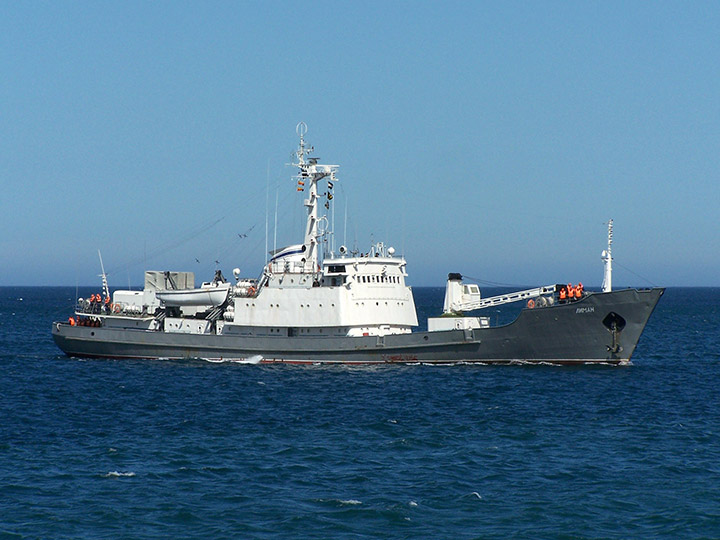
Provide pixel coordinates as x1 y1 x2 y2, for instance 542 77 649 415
155 281 231 307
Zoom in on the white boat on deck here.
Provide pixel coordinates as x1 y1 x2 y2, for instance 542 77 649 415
155 281 231 307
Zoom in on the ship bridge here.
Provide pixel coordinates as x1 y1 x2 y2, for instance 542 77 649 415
227 242 417 336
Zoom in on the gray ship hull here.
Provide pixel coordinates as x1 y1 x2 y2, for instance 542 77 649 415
52 288 663 365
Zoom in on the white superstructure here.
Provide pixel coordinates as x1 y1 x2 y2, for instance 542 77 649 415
227 241 417 337
223 125 417 337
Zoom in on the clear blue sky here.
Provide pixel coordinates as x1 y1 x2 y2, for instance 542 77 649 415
1 1 718 287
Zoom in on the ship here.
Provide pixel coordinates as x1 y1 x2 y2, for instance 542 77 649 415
52 124 663 365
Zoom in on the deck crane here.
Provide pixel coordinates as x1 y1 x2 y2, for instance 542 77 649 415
441 273 559 315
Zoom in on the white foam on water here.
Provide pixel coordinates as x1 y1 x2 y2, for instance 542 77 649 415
409 500 418 507
458 361 490 366
203 355 263 364
314 498 363 506
103 471 135 478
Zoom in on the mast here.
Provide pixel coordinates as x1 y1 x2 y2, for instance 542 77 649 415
98 249 110 300
292 122 338 273
601 219 613 292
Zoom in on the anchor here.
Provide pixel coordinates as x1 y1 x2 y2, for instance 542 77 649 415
602 312 626 355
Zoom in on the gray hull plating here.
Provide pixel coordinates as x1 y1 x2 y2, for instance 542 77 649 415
52 288 664 365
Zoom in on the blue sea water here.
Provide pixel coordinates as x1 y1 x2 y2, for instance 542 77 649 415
1 286 719 539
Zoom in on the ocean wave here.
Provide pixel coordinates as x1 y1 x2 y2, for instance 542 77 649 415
102 471 136 478
314 498 363 506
